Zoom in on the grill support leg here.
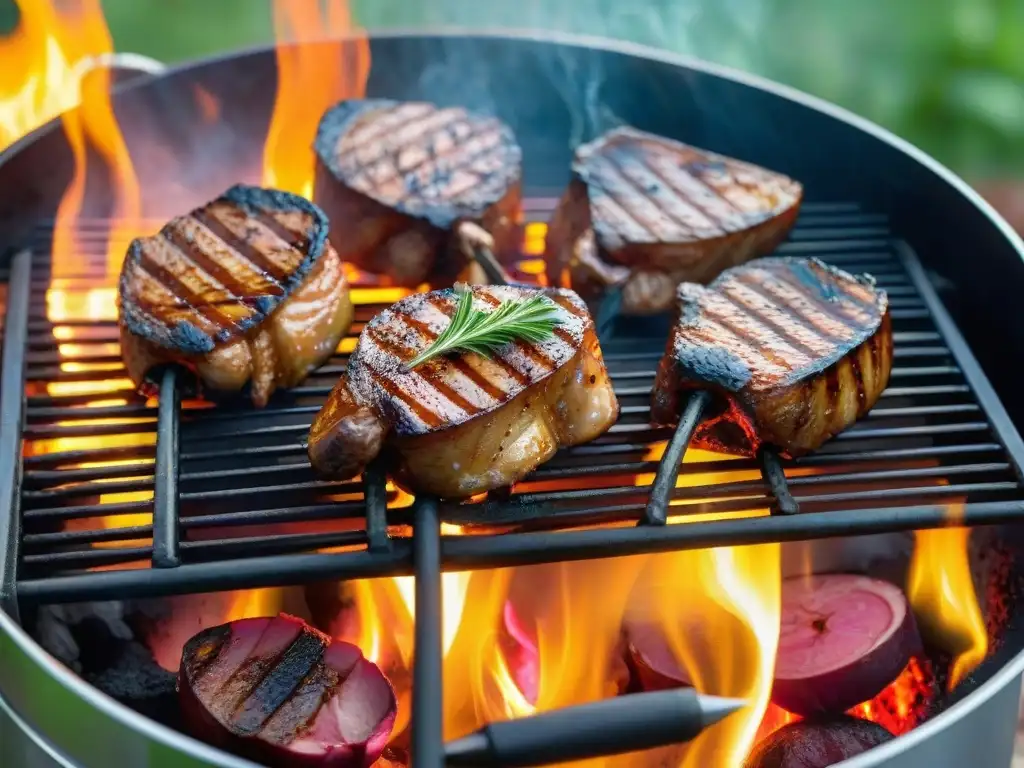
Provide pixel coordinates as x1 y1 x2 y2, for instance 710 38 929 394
759 446 799 515
642 391 712 525
412 496 444 768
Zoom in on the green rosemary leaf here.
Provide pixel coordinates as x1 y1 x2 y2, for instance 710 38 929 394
406 286 562 369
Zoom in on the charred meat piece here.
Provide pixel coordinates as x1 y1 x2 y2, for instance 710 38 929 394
545 126 803 315
178 613 396 767
308 285 619 499
650 257 892 456
313 98 522 288
119 185 354 407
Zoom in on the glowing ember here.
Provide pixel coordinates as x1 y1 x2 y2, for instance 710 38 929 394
758 656 936 740
262 0 370 198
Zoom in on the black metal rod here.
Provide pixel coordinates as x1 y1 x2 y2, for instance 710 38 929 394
758 447 799 515
413 497 444 768
0 250 31 618
20 500 1024 606
151 367 181 568
363 460 391 552
444 689 744 767
643 390 712 525
456 222 513 285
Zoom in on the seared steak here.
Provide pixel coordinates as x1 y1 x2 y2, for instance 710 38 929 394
545 126 803 315
308 285 619 498
313 99 522 288
650 257 892 456
119 185 354 407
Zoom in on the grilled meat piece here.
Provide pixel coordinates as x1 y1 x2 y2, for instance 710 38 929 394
119 185 354 407
545 126 803 315
308 285 619 498
313 99 523 288
650 257 892 456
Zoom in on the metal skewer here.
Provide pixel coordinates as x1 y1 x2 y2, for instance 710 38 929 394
444 688 745 767
456 221 515 286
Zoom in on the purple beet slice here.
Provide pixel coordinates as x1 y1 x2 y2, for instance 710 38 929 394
744 716 894 768
772 574 921 716
178 613 396 767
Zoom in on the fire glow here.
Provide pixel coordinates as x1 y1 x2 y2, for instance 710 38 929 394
0 1 997 765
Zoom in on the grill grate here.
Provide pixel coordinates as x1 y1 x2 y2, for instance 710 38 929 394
2 198 1024 617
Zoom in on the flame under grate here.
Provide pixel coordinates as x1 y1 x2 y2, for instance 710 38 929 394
2 197 1024 614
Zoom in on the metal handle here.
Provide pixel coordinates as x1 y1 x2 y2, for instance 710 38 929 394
71 52 167 84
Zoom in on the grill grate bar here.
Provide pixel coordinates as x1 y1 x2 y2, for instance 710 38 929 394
7 202 1024 610
151 368 181 569
15 500 1024 605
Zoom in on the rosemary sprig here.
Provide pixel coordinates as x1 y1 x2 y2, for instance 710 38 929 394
406 285 562 369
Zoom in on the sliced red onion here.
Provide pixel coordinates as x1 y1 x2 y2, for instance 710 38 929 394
178 613 396 767
744 716 894 768
623 620 694 691
773 574 921 716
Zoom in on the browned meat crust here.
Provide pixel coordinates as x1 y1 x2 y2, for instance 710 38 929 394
545 127 803 315
308 285 619 499
313 99 523 288
650 257 892 456
118 185 354 407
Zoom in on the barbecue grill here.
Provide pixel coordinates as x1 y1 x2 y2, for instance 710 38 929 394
3 29 1024 768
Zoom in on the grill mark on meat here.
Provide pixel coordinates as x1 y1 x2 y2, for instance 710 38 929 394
739 272 854 342
642 148 749 224
719 282 825 357
200 208 293 283
127 264 208 332
701 292 811 366
701 307 796 371
399 313 512 400
366 327 485 417
552 326 577 347
769 270 875 330
606 146 721 236
548 293 588 319
134 248 241 334
252 211 309 254
590 155 688 241
416 296 532 388
342 102 434 150
340 107 465 169
362 119 501 190
468 291 561 372
360 353 444 430
589 188 657 244
633 154 726 234
163 222 272 304
366 127 510 208
682 317 787 377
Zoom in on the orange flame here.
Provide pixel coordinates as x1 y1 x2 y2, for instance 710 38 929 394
262 0 371 198
908 505 987 689
0 0 94 151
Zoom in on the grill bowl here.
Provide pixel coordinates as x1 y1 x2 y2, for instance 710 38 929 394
2 29 1024 768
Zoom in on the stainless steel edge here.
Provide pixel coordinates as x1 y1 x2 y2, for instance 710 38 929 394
0 606 258 767
0 29 1022 767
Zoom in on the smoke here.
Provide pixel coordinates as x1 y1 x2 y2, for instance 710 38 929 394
360 0 775 151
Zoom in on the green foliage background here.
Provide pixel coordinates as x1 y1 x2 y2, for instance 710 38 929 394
2 0 1022 179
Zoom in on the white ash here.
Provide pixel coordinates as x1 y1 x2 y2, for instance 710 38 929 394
35 601 133 672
